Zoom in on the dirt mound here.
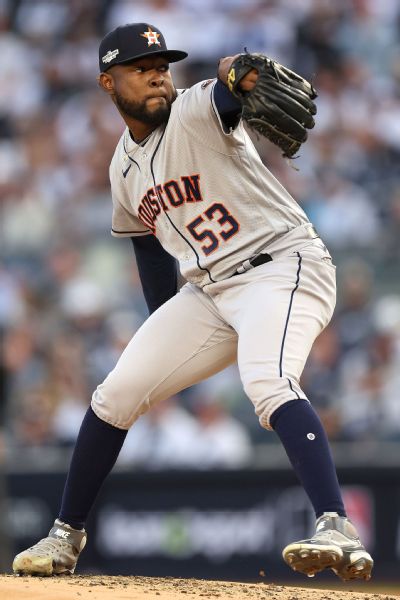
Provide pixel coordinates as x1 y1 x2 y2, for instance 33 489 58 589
0 574 396 600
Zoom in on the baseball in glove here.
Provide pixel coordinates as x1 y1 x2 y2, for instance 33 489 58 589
227 52 317 158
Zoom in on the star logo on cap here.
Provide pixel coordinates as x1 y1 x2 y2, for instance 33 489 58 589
140 26 161 47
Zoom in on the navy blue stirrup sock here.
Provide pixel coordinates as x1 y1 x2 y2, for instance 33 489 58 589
270 399 346 518
59 407 127 530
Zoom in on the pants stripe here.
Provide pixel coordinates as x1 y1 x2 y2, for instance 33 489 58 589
287 377 301 399
279 252 302 378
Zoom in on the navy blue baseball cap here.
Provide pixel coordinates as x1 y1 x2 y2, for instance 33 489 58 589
99 23 188 72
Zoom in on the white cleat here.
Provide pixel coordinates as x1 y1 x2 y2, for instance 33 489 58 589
13 519 87 576
282 513 373 581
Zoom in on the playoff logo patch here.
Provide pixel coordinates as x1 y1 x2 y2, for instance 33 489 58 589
102 49 119 64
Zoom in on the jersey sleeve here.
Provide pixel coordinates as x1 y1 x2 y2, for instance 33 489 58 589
109 155 151 238
177 80 244 148
111 191 150 237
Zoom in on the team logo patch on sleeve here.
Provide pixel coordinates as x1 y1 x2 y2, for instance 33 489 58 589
140 26 161 47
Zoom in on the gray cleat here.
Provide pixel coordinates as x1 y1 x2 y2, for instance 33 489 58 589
13 519 87 576
282 513 373 581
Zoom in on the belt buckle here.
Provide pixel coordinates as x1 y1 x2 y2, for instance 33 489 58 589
235 258 253 275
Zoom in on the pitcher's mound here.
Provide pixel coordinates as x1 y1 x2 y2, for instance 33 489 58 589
0 574 396 600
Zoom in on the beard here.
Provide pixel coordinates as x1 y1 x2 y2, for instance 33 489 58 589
114 89 176 127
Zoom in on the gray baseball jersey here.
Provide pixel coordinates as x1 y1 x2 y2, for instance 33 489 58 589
93 77 336 432
110 79 309 287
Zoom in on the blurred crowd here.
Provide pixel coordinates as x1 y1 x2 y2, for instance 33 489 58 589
1 0 400 470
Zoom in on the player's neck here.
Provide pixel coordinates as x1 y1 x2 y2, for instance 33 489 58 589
118 112 157 144
129 130 154 144
127 121 157 144
128 129 152 146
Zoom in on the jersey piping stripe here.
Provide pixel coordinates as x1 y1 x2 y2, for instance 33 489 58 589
111 227 150 234
287 377 301 399
122 136 141 172
149 128 216 284
122 164 132 178
279 252 302 379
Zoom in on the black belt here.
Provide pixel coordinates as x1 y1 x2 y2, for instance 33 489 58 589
233 252 273 276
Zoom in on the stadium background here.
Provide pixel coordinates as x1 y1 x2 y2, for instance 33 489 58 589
1 0 400 587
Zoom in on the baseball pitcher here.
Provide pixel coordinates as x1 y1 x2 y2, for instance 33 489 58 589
13 23 373 582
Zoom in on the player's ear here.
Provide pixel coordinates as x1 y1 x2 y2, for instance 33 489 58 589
98 72 114 95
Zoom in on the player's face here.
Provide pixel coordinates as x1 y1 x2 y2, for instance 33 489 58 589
107 56 177 127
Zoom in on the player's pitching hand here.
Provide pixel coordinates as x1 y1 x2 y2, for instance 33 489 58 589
218 55 258 92
238 68 258 92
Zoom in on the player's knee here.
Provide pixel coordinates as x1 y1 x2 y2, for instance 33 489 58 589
243 376 305 430
91 370 150 429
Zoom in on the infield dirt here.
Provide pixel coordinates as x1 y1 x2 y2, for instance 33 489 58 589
1 574 399 600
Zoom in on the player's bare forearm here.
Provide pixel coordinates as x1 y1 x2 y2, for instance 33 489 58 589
218 55 258 92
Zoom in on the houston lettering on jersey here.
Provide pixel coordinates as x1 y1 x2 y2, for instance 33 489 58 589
137 174 202 232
